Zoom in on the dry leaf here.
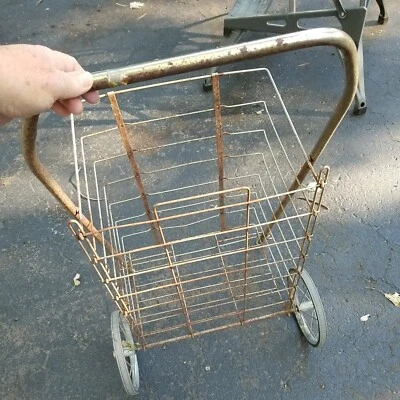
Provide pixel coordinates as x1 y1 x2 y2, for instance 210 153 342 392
360 314 370 322
384 292 400 307
121 340 136 351
366 287 400 308
73 273 81 286
130 1 144 8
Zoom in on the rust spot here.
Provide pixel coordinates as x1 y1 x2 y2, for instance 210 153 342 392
240 45 249 55
276 38 285 46
121 78 129 86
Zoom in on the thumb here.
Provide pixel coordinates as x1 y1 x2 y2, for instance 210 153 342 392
54 70 94 100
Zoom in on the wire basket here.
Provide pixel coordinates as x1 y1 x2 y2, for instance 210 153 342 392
69 68 328 349
23 28 358 396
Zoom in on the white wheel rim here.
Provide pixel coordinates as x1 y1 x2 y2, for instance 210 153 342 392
111 310 139 395
289 269 327 347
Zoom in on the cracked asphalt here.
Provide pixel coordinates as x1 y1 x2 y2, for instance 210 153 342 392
0 1 399 399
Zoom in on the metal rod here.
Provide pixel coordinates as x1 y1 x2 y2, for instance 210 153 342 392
90 28 357 93
153 207 194 337
288 167 330 303
22 27 358 256
22 116 117 257
212 74 227 232
242 187 252 322
138 307 292 349
96 213 316 265
107 91 161 245
215 237 243 324
87 185 313 238
128 260 147 348
256 154 323 243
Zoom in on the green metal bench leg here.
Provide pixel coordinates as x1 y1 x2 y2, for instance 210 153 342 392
375 0 388 24
353 39 367 115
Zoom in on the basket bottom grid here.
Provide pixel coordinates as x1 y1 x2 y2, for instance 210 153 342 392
118 221 303 347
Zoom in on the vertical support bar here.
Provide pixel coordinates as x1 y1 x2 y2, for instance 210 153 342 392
108 92 160 244
214 187 252 325
70 114 82 220
211 74 227 232
288 167 329 303
153 207 194 337
241 188 251 322
375 0 388 24
126 254 147 349
257 157 310 244
216 239 243 324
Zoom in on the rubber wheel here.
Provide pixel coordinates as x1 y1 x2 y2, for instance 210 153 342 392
288 269 327 347
111 310 139 395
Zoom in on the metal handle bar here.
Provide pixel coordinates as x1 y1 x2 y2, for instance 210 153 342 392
22 27 358 238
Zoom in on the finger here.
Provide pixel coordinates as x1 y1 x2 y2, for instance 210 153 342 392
51 49 84 73
59 98 84 115
0 115 13 126
51 70 94 101
51 101 72 117
52 98 84 116
82 90 100 104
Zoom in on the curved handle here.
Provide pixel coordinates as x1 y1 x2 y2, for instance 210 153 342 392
22 27 358 225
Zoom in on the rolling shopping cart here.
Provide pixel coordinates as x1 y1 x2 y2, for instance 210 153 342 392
22 28 358 395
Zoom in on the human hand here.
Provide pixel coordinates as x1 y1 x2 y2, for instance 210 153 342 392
0 44 99 126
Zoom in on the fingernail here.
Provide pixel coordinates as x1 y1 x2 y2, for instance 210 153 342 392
80 71 93 88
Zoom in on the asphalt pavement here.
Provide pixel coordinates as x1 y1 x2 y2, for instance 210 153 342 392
0 1 399 399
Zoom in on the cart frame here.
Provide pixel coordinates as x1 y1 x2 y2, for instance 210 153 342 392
22 27 358 396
